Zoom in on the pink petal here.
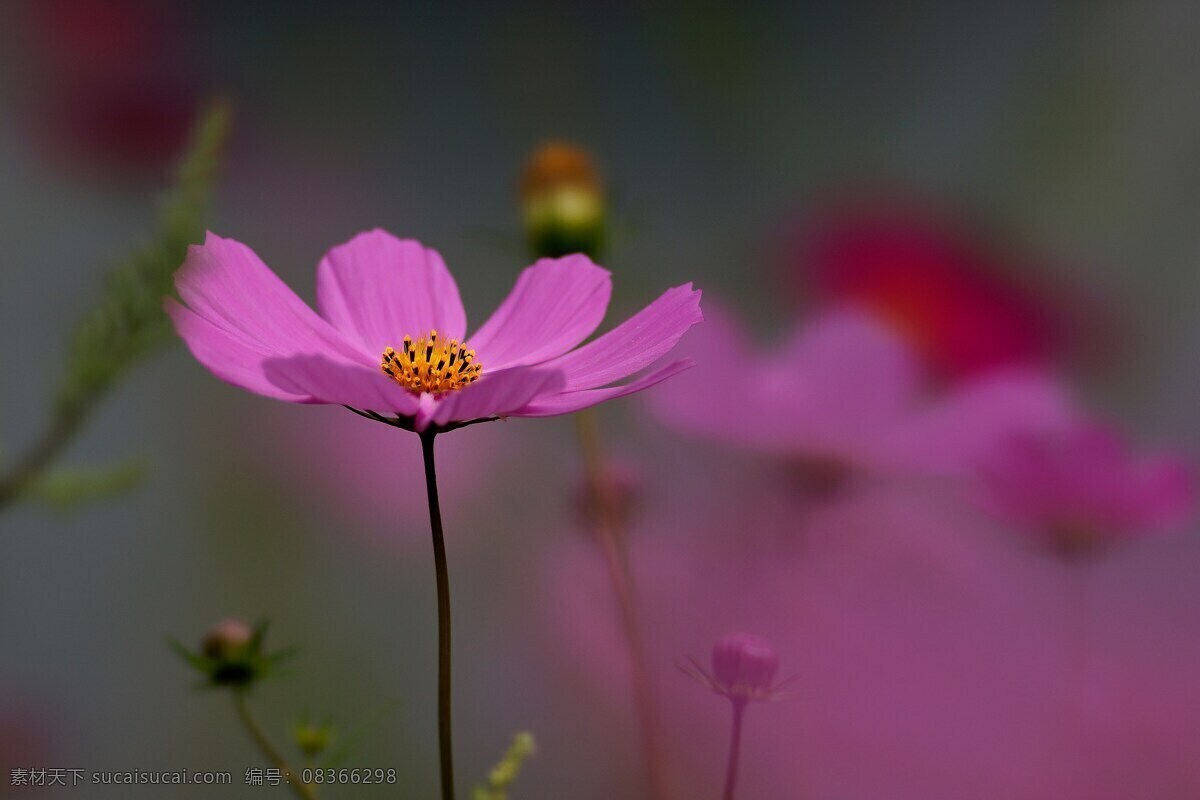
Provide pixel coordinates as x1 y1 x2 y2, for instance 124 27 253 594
175 232 364 362
644 300 764 435
651 303 920 460
171 232 401 410
978 423 1195 538
316 229 467 353
1063 431 1193 533
1135 457 1194 530
880 370 1080 474
166 300 313 402
259 353 421 415
513 360 693 417
419 367 567 430
542 283 703 391
768 308 922 453
779 308 921 417
468 254 612 370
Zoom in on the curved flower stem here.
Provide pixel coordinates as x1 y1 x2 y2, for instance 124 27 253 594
575 410 669 800
421 430 456 800
721 700 747 800
232 691 317 800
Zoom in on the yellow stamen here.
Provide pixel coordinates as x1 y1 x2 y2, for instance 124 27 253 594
381 329 482 396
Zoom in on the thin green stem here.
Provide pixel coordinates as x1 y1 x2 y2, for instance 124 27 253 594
721 701 746 800
574 409 669 800
232 691 317 800
0 411 84 512
421 430 455 800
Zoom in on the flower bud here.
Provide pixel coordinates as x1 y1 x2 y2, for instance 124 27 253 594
711 633 779 700
520 142 605 259
201 617 254 660
174 618 292 690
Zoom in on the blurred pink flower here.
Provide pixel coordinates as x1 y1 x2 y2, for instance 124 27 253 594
980 424 1194 555
168 230 702 431
648 300 1077 478
785 198 1076 379
541 479 1200 799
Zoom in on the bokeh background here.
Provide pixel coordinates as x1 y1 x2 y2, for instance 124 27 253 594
3 1 1200 797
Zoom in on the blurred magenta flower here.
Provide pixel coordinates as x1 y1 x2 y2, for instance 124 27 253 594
648 300 1077 477
167 230 702 431
787 198 1069 378
980 424 1194 555
542 479 1200 799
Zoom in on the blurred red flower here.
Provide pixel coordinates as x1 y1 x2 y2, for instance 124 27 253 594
17 0 200 173
788 197 1076 380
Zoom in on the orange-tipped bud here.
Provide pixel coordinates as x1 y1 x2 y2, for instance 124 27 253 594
520 141 606 260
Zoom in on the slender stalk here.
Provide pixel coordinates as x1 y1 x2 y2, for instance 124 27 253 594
420 430 455 800
574 410 669 800
232 691 317 800
1069 565 1090 747
0 412 84 511
721 701 747 800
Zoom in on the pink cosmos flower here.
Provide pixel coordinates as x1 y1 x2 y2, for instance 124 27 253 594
647 300 1077 478
166 230 702 431
980 423 1194 554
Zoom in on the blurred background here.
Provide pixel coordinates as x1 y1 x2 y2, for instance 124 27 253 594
3 1 1200 797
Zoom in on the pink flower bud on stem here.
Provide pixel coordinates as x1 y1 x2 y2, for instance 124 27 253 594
682 633 786 800
711 633 780 701
201 618 254 660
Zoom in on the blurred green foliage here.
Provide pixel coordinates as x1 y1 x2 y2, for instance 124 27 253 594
0 101 230 511
23 461 147 509
55 101 231 420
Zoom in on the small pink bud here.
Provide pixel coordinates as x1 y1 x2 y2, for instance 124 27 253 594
711 633 779 700
201 617 253 660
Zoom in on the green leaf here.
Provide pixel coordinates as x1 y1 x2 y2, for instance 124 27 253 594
168 637 216 675
24 460 146 509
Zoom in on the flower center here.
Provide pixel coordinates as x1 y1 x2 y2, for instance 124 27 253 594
380 330 482 396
